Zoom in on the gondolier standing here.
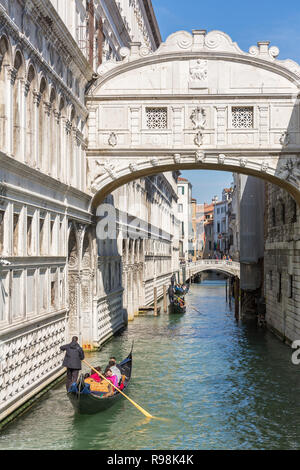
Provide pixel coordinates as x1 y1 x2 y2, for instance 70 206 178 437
60 336 84 391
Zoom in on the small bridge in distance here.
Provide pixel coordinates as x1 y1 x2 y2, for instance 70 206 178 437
183 259 240 281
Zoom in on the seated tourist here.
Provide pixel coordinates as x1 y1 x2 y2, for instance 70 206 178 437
108 359 122 384
90 366 102 383
104 367 119 389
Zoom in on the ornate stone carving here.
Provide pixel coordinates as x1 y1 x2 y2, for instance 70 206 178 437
108 132 117 147
190 59 208 81
173 154 181 164
239 157 248 167
43 101 52 116
278 158 300 185
190 106 206 147
279 131 290 147
190 106 206 130
195 151 205 163
261 161 269 172
104 160 117 180
65 119 72 134
33 90 41 106
8 67 17 85
119 47 130 59
129 163 138 172
218 154 226 164
150 157 159 166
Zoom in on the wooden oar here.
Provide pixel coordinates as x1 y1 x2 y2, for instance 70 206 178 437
82 359 155 419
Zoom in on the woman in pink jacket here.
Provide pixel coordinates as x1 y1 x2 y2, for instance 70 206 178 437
104 367 118 388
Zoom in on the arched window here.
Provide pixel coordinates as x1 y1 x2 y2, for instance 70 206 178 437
0 35 10 151
69 105 76 185
12 50 24 159
57 97 65 181
49 87 57 176
25 64 36 164
38 77 47 171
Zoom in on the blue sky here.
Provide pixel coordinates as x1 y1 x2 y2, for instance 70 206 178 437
152 0 300 203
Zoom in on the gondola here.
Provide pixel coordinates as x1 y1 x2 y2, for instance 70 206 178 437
169 302 186 314
67 349 133 415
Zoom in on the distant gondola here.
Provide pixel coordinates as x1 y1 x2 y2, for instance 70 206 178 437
67 349 133 415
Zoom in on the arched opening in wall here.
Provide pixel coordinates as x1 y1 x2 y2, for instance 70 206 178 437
49 87 57 177
69 106 76 186
38 77 47 172
12 50 24 159
92 161 300 334
67 225 79 338
25 64 36 164
81 229 93 346
57 97 65 181
0 35 10 151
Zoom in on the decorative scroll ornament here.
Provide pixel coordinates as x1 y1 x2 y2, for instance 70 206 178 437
195 151 205 163
190 106 206 147
218 154 226 164
108 132 117 147
278 158 300 185
279 131 290 147
173 154 181 164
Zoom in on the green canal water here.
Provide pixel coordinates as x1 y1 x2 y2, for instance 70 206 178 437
1 280 300 450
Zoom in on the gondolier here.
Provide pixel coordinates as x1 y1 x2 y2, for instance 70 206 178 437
60 336 84 391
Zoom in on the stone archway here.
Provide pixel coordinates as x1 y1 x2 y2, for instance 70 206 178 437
86 29 300 208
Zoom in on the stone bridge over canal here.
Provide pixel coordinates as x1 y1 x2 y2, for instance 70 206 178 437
86 29 300 208
183 259 240 281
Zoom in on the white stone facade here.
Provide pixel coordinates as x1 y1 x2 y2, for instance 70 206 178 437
0 0 167 422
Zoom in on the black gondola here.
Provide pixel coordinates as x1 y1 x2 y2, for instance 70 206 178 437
169 301 186 314
67 349 133 415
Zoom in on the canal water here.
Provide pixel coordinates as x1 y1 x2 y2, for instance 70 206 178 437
1 280 300 450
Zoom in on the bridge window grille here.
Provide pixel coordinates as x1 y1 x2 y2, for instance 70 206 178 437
232 107 254 129
146 108 167 129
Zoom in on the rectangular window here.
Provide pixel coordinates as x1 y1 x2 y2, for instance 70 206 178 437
178 186 184 195
0 270 9 322
217 222 220 233
281 204 286 224
39 214 46 255
272 208 276 227
146 107 167 129
178 204 183 213
26 269 35 315
181 222 184 236
13 213 19 256
27 215 33 255
277 272 282 303
232 106 254 129
0 209 4 254
12 270 23 319
288 275 293 299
